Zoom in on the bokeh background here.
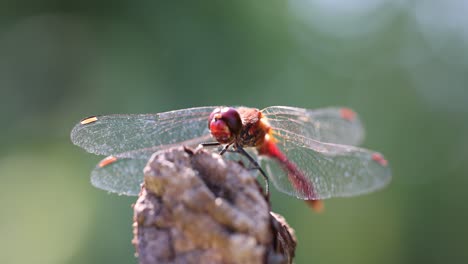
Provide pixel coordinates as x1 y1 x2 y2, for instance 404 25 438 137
1 1 467 263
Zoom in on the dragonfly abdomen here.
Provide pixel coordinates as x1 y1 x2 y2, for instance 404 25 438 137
259 136 316 199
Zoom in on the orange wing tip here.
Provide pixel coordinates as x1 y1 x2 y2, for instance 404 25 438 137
98 156 118 168
306 200 324 213
372 152 388 167
80 116 98 125
340 108 356 121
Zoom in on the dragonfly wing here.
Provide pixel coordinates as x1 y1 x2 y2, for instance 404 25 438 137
260 130 391 200
92 158 148 196
71 106 217 156
90 134 213 195
261 106 365 146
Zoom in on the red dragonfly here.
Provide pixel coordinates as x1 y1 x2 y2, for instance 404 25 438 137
71 106 391 211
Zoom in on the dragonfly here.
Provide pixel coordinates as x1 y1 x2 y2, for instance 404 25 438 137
71 106 391 211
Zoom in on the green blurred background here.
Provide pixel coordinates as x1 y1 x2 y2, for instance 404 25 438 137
1 1 467 263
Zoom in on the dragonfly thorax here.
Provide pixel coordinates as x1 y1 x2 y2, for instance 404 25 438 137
236 107 269 148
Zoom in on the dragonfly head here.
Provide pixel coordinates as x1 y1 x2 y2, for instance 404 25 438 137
209 107 242 144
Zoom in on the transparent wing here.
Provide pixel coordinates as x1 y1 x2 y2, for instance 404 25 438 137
90 135 213 195
71 106 217 156
261 106 365 146
92 158 148 196
260 129 391 200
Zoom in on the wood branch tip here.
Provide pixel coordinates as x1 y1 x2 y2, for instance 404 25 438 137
133 146 296 264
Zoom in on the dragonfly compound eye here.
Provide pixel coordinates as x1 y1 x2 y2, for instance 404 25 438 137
209 107 242 143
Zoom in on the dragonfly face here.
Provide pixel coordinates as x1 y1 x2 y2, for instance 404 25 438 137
71 106 391 203
208 107 242 144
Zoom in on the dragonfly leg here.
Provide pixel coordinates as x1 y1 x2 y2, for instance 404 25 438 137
199 142 233 155
197 142 221 152
200 142 270 199
200 142 221 147
219 144 231 155
235 146 270 199
199 142 233 156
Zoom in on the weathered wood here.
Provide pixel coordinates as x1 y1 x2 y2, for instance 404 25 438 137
133 147 296 264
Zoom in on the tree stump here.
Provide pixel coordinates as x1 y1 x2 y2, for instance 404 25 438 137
132 147 296 264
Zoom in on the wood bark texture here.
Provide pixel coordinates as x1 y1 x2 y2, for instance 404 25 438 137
133 147 296 264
